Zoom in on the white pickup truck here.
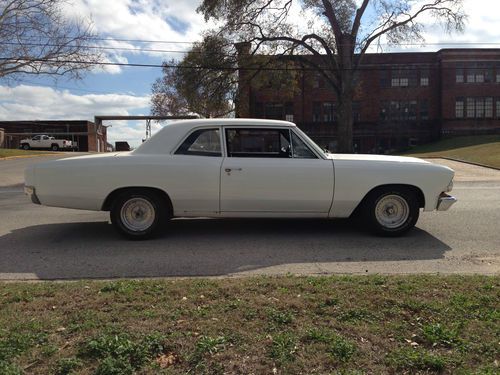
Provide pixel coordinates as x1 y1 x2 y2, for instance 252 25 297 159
20 135 73 151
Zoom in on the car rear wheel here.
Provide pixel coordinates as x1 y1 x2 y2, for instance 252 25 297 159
51 144 59 151
110 190 167 240
22 144 30 150
364 187 419 236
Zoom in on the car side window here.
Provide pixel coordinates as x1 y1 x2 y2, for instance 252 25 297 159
291 131 317 159
32 135 40 140
175 128 221 157
225 128 291 158
42 136 49 140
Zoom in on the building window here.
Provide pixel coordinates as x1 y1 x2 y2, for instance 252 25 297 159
391 67 419 87
312 73 325 89
463 63 493 83
420 100 429 121
466 98 475 118
485 97 493 118
466 71 475 83
496 99 500 118
266 103 284 119
380 101 389 121
391 69 408 87
459 97 494 118
390 101 400 120
312 102 322 122
475 70 485 83
352 101 361 122
381 100 425 121
420 70 429 86
409 101 417 120
455 98 464 118
323 102 335 122
476 98 485 118
456 64 464 83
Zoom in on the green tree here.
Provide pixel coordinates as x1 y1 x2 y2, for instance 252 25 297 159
197 0 466 152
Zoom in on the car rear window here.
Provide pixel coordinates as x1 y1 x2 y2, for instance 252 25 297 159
175 128 221 157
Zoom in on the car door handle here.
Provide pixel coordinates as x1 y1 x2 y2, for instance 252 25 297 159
225 168 242 172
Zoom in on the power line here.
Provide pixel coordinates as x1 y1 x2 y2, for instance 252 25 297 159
3 40 500 57
0 41 192 55
2 56 500 72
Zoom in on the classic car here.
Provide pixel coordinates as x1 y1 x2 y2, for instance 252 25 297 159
24 119 456 239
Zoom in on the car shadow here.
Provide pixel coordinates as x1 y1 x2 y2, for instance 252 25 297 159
0 218 451 280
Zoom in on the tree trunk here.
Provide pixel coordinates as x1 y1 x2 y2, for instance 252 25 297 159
336 34 354 153
337 96 353 153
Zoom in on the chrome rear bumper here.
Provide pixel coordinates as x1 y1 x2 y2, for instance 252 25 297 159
437 193 457 211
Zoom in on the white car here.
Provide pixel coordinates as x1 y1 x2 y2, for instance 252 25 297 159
24 119 456 239
20 134 73 151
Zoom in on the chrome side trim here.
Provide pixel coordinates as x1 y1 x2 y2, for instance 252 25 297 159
437 193 457 211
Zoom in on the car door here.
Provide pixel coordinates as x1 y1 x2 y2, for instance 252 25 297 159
41 135 51 148
220 127 334 215
31 135 41 147
168 127 223 215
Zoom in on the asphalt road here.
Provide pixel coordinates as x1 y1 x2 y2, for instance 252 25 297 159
0 156 499 280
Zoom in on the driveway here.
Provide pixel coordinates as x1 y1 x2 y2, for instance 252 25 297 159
0 157 498 280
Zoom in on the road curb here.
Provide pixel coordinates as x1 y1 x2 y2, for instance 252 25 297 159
425 156 500 171
0 154 60 161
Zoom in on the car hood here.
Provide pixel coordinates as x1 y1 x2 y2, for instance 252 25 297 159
325 153 430 164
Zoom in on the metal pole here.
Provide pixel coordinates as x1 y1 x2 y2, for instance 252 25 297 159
146 119 152 139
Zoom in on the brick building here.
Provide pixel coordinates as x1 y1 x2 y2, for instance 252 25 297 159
0 120 107 152
237 48 500 153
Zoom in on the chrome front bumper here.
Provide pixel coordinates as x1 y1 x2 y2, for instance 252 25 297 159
24 185 41 205
437 193 457 211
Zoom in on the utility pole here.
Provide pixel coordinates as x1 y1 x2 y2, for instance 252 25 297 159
145 119 152 140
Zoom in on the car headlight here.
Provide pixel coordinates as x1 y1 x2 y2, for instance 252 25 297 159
445 179 453 192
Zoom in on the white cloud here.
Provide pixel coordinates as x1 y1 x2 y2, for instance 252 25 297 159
0 85 151 145
365 0 500 52
59 0 211 71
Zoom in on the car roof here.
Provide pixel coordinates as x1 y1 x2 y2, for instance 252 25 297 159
134 118 296 155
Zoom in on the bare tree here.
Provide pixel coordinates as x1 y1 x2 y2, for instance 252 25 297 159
198 0 466 152
151 35 237 119
0 0 102 81
151 34 301 119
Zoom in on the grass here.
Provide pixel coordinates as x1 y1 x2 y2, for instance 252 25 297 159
0 148 58 159
402 135 500 168
0 275 498 374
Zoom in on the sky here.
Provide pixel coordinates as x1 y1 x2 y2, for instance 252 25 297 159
1 0 500 147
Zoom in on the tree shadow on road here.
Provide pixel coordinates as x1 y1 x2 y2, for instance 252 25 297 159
0 218 451 280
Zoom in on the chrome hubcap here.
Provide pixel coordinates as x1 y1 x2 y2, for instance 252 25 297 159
375 194 409 229
120 197 155 231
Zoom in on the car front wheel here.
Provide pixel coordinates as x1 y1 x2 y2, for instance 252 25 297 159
110 191 167 240
364 188 419 236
